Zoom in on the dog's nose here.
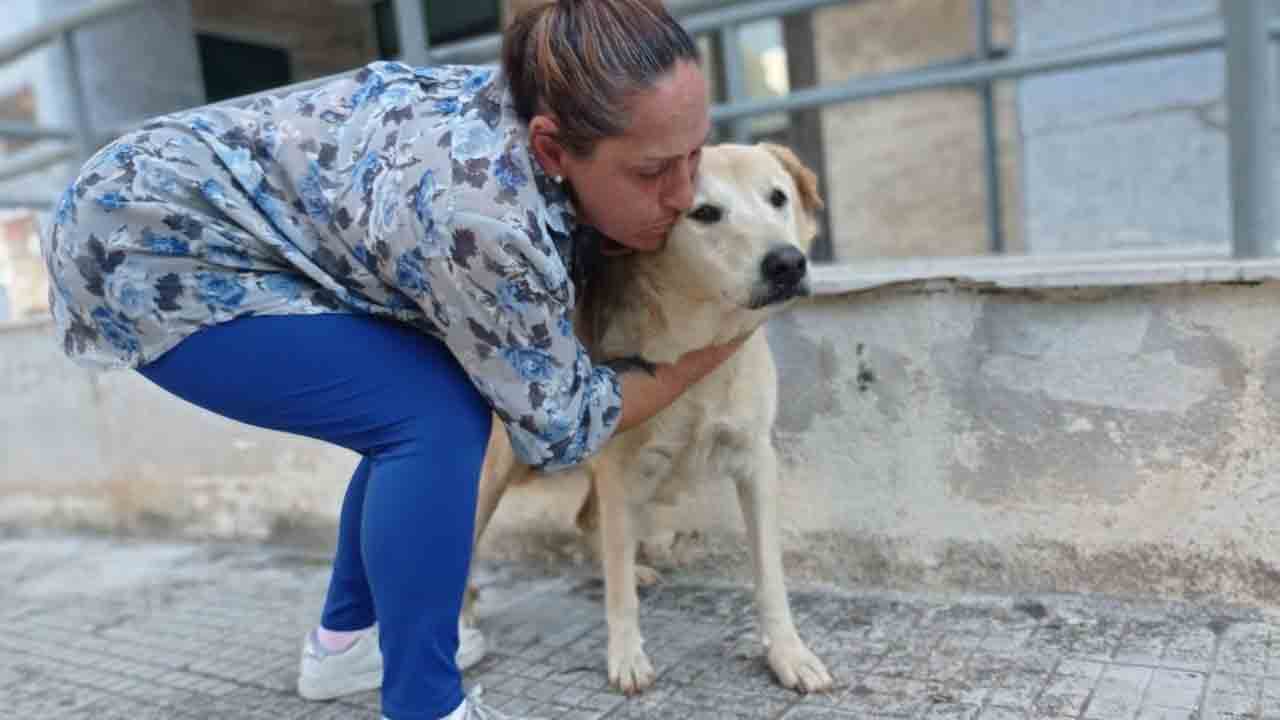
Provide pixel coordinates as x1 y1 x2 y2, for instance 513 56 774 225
761 246 808 287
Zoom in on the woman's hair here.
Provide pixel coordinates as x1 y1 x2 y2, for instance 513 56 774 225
502 0 700 157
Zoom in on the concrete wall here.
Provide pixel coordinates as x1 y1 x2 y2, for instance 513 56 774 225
0 317 356 541
1014 0 1235 253
8 265 1280 608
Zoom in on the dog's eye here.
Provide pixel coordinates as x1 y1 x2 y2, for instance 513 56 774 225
769 188 788 209
688 204 723 224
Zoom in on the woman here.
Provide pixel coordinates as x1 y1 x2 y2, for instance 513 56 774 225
41 0 741 718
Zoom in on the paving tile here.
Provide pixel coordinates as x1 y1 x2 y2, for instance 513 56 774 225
5 536 1276 720
1145 669 1205 709
1201 689 1262 719
1134 707 1198 720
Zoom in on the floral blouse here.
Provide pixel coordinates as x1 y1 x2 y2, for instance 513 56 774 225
40 61 623 472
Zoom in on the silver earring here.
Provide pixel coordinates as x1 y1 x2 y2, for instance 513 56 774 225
553 175 563 184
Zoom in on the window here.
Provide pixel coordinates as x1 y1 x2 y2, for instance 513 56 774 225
738 18 792 140
196 33 292 103
373 0 502 59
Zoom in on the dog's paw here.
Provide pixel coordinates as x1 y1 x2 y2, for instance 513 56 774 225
608 633 656 696
635 565 663 588
768 640 833 694
460 584 480 628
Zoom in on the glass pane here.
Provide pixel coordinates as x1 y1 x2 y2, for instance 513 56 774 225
737 18 790 138
425 0 501 46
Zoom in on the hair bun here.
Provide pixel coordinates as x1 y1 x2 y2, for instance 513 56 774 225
501 0 698 155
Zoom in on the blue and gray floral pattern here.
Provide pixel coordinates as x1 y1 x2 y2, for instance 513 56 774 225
40 61 620 472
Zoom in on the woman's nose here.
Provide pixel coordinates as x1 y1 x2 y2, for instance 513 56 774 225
662 158 696 212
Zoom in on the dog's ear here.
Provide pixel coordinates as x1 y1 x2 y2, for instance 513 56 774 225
761 142 824 215
761 142 824 250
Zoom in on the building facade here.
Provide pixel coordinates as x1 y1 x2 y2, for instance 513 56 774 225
0 0 1255 323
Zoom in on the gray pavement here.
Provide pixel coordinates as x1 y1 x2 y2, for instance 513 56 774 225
2 534 1279 719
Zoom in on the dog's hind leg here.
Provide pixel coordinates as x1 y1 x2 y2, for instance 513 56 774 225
462 418 526 628
733 438 833 694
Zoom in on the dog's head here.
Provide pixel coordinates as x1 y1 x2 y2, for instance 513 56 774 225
659 142 824 313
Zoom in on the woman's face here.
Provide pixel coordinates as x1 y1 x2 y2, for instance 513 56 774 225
534 60 712 253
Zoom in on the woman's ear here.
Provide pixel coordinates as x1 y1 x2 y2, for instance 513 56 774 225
529 115 568 179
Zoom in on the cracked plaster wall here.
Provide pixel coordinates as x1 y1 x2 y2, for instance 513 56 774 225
1015 0 1248 253
7 278 1280 606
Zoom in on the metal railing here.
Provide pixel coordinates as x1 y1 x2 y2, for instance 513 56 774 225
0 0 148 168
0 0 1276 259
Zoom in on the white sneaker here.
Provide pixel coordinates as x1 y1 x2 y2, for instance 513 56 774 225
383 685 546 720
456 685 548 719
298 622 489 701
297 625 383 701
457 622 487 672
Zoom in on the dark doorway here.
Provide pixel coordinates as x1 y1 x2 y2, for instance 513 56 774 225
197 33 293 103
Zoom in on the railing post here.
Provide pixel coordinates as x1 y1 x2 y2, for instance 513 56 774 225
56 30 95 164
393 0 431 67
1224 0 1276 258
973 0 1005 255
719 24 752 143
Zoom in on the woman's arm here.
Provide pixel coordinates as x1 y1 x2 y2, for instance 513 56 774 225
605 339 746 434
377 209 743 472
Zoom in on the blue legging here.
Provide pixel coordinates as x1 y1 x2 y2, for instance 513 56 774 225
137 313 492 719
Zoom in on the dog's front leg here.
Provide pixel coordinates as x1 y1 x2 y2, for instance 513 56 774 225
734 440 833 693
594 450 655 695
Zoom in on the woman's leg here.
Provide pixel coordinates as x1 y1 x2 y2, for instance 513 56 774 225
137 313 491 719
321 455 376 634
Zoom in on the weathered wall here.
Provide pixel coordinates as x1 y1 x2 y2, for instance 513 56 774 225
7 273 1280 607
763 277 1280 605
811 0 1024 259
1014 0 1234 253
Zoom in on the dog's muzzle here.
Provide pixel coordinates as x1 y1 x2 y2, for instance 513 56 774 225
749 245 811 309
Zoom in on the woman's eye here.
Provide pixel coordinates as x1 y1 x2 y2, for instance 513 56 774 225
769 188 788 208
688 204 723 224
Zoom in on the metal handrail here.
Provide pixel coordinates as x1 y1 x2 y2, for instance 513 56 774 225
197 0 850 113
0 193 58 211
0 0 1275 259
0 0 148 66
0 144 76 185
711 22 1228 123
0 0 149 206
422 0 847 66
0 0 857 207
0 120 71 143
1225 2 1274 259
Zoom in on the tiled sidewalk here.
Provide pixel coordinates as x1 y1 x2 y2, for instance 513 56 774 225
1 535 1278 719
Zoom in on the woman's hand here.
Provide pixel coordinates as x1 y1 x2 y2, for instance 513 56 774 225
612 334 751 435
